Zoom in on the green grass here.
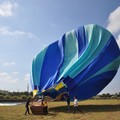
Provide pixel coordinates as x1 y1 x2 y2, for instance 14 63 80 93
0 100 120 120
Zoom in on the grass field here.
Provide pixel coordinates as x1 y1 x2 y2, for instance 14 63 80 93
0 100 120 120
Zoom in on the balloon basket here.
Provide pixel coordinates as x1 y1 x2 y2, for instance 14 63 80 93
30 102 47 115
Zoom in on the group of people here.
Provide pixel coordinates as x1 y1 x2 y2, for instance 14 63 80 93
64 93 82 113
24 97 48 115
24 94 82 115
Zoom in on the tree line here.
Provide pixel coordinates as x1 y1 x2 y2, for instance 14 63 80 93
0 90 32 101
92 92 120 100
0 89 120 101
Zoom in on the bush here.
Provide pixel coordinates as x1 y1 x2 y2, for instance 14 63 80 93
5 95 10 99
21 95 27 100
0 95 4 99
12 96 19 100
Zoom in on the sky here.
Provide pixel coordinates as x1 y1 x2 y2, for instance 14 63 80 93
0 0 120 94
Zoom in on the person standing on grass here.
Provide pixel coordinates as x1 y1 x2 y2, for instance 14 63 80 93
73 96 82 114
24 97 31 115
42 99 49 115
64 93 70 112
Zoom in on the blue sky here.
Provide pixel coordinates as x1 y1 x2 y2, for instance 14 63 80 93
0 0 120 94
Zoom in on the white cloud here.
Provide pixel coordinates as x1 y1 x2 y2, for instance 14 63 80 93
0 27 37 38
12 72 19 75
3 61 15 66
107 6 120 34
0 1 17 17
0 72 18 84
0 72 8 76
24 73 30 81
116 34 120 48
9 78 18 83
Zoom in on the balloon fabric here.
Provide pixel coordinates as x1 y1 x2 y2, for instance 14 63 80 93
31 24 120 100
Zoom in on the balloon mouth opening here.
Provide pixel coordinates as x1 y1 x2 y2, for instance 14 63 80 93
33 87 69 101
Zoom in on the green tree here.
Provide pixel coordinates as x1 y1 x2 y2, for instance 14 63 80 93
0 95 4 99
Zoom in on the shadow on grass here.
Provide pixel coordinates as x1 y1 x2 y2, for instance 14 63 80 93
49 104 120 113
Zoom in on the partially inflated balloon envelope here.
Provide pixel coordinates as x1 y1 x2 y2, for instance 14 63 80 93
31 24 120 100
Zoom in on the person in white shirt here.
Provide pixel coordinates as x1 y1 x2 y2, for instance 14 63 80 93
73 96 82 113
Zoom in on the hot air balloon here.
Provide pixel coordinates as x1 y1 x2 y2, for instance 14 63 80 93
31 24 120 101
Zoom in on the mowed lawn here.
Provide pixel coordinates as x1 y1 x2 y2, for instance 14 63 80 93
0 100 120 120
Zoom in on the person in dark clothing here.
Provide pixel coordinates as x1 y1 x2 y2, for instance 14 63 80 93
42 99 49 115
64 93 70 111
24 98 31 115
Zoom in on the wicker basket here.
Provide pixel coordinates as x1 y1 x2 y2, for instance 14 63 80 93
30 102 46 115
